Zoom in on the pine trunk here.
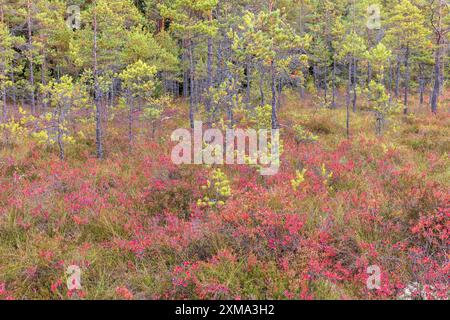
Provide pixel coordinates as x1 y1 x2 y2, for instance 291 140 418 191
271 62 278 129
431 48 441 114
93 7 103 159
27 0 36 114
188 40 195 129
403 47 410 114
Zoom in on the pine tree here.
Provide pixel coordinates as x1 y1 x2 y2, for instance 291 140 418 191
72 0 143 158
159 0 218 129
119 60 157 146
365 43 397 135
233 9 310 129
0 12 18 121
385 0 430 114
42 75 88 159
425 0 450 113
335 30 367 137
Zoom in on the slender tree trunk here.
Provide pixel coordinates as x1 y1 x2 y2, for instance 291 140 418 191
206 35 213 126
419 64 424 106
324 64 328 104
41 55 47 111
352 58 357 113
419 78 425 106
182 40 188 98
57 125 64 160
2 87 6 122
313 65 319 91
259 67 265 106
271 61 278 129
277 78 282 110
216 38 224 87
0 7 6 122
395 56 401 98
431 46 441 114
194 74 200 108
110 78 115 105
299 74 305 98
57 105 65 160
27 0 36 114
331 58 336 108
183 70 189 97
439 51 445 96
4 11 16 109
93 7 103 159
388 58 392 104
10 65 16 109
403 46 410 114
246 60 251 107
188 40 195 129
376 111 383 136
128 92 133 147
346 59 352 138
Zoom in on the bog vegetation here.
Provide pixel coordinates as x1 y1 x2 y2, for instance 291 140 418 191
0 0 449 300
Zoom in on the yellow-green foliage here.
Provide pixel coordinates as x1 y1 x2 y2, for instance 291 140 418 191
0 116 30 146
120 60 162 124
40 75 88 146
293 124 318 143
198 169 232 208
321 163 334 191
291 168 307 191
367 81 400 116
119 60 157 99
254 104 273 129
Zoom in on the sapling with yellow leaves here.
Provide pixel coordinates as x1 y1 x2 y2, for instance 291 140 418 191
364 43 401 135
291 168 307 192
231 9 310 129
0 108 31 146
198 168 232 208
293 124 318 144
159 0 219 129
119 60 158 146
0 21 23 122
41 75 89 159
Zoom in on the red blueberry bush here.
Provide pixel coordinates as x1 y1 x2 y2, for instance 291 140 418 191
0 102 448 300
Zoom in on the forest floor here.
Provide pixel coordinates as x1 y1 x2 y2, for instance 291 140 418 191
0 92 449 300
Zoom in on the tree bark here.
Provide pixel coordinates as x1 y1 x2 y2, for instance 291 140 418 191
346 59 352 138
10 65 16 109
277 78 282 110
259 66 265 106
271 61 278 129
27 0 36 114
324 64 328 104
41 55 47 111
246 60 251 108
395 56 400 98
188 40 195 129
93 6 103 159
2 87 6 122
128 92 133 147
331 58 336 108
403 46 410 114
206 35 213 126
352 58 357 113
431 48 440 114
419 64 424 106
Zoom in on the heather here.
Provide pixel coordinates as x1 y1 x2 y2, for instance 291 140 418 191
0 95 448 300
0 0 449 301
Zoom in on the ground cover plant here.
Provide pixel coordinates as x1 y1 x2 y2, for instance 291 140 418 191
0 0 449 300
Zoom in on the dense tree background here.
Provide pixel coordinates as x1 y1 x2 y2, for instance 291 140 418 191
0 0 448 152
